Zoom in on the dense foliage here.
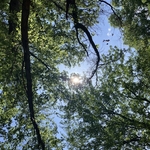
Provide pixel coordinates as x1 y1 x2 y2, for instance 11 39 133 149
110 0 150 50
62 0 150 149
0 0 101 149
63 47 150 149
0 0 150 149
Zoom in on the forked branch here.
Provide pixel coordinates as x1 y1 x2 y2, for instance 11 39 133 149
71 2 100 79
75 23 100 79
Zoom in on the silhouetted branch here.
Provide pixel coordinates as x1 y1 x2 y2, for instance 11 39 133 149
29 51 51 70
53 1 101 79
123 136 141 144
75 23 100 79
52 1 65 12
99 0 122 25
21 0 45 149
124 85 150 103
9 0 21 34
75 29 89 56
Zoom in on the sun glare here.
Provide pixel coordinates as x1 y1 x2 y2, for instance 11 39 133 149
71 77 81 84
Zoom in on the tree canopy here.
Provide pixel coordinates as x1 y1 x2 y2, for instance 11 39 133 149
0 0 150 149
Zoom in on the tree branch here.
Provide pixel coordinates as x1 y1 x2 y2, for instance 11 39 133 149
21 0 45 149
52 1 65 12
29 51 51 70
99 0 122 25
123 136 141 144
75 28 89 56
75 23 100 79
9 0 21 34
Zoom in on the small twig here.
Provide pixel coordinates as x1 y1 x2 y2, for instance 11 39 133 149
99 0 122 25
52 1 65 12
123 136 141 144
75 28 89 56
29 51 51 70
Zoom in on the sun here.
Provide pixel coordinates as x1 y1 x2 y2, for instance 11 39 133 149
72 77 80 83
71 76 81 84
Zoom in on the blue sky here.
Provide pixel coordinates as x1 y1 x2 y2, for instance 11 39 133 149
59 13 124 76
56 6 126 148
